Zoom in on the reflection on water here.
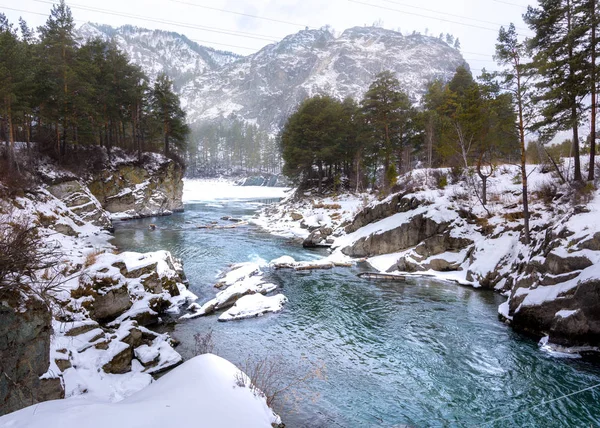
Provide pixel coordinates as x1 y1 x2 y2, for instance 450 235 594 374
112 199 600 427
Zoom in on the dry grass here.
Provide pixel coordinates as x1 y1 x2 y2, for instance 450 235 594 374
83 249 105 268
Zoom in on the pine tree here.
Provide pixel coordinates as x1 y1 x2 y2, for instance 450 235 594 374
495 23 533 244
361 71 413 189
38 0 79 158
0 14 27 167
524 0 588 181
150 73 189 157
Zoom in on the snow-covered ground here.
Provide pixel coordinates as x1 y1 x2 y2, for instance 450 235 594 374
0 354 281 428
252 190 375 239
183 178 291 203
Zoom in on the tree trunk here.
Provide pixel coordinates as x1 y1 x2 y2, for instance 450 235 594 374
589 0 597 181
567 0 582 181
516 70 531 245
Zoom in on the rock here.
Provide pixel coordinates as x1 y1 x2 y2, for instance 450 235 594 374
64 321 100 337
47 180 113 230
578 232 600 251
88 155 184 219
132 310 160 327
302 230 323 248
427 258 461 272
290 212 303 221
52 223 80 237
55 358 72 372
121 327 144 348
102 343 133 374
511 280 600 347
0 290 64 416
90 285 133 323
414 233 473 258
342 213 449 257
543 252 592 275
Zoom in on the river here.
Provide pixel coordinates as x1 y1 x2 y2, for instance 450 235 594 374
112 192 600 427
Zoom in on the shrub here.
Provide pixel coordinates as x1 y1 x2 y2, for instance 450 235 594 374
234 355 325 409
535 182 558 205
0 206 62 298
449 165 464 183
430 170 448 189
572 182 596 205
194 329 216 355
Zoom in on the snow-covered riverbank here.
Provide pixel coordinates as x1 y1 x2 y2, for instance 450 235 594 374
251 165 600 354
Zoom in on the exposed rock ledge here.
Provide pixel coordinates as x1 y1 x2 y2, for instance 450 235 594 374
39 149 184 224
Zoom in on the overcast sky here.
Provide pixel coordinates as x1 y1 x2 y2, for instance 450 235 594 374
2 0 534 74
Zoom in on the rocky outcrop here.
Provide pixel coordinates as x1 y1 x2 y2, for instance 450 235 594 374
302 226 334 248
500 217 600 349
47 180 113 230
88 154 184 220
345 194 423 234
235 174 289 187
0 291 64 416
342 213 451 258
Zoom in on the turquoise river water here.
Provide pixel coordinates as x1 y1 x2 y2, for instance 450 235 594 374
112 196 600 427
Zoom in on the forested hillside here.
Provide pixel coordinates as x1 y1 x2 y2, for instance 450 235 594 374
0 1 188 176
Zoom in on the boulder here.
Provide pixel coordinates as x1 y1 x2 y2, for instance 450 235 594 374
88 156 184 219
543 252 592 275
290 212 303 221
0 291 64 416
47 180 113 230
102 343 133 374
90 285 133 323
342 213 449 257
510 280 600 347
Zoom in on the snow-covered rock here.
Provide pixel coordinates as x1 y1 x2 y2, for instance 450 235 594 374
219 294 288 322
0 354 281 428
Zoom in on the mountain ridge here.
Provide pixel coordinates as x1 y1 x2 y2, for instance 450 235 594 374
77 23 467 132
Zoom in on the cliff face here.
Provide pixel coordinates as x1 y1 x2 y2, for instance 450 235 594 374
0 291 64 416
87 153 185 221
39 150 185 224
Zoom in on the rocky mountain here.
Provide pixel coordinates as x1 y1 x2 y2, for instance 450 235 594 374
78 24 466 132
77 23 241 88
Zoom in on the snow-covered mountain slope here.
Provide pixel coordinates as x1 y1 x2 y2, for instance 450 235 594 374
78 24 466 132
181 26 466 132
77 23 241 87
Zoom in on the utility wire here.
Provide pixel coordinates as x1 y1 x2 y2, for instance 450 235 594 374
349 0 525 35
379 0 528 31
492 0 529 9
167 0 311 29
482 382 600 425
0 5 263 51
32 0 280 42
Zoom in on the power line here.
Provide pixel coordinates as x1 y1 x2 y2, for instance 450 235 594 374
167 0 311 29
492 0 529 9
0 5 264 51
32 0 281 42
379 0 528 31
482 382 600 426
349 0 525 35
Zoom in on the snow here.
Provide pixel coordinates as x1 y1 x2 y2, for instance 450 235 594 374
183 179 291 202
181 262 283 321
0 354 281 428
219 294 288 321
556 309 579 319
